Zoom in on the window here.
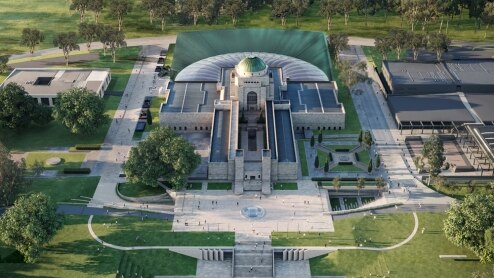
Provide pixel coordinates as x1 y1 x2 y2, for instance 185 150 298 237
247 92 257 105
195 127 197 130
323 127 326 130
205 127 208 131
296 127 299 131
179 127 182 130
200 127 203 130
184 126 187 131
307 127 310 130
318 127 320 130
174 126 176 130
339 127 342 130
40 98 49 106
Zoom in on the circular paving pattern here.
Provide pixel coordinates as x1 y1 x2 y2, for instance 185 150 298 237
241 206 266 219
46 157 62 165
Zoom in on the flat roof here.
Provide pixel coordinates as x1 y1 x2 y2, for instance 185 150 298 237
161 82 218 113
2 68 110 96
388 94 475 123
383 61 455 86
465 93 494 123
284 82 341 113
445 60 494 86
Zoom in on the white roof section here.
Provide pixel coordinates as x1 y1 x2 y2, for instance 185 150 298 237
2 68 110 96
175 52 329 82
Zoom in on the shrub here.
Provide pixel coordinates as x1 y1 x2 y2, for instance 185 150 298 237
62 168 91 174
355 153 360 161
338 161 353 165
74 144 101 150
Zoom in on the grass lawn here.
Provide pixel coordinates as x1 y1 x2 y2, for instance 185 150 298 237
187 182 203 190
164 44 175 67
0 95 120 151
272 212 414 247
426 182 492 200
330 164 363 172
317 149 330 166
343 197 359 209
25 152 87 171
273 182 298 190
207 182 232 190
91 215 235 246
145 96 165 132
330 198 342 211
362 46 407 70
297 140 309 176
356 149 371 165
310 213 492 278
18 176 99 204
0 215 196 277
117 182 166 198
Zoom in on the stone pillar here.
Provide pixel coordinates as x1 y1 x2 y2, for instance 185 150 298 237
261 150 271 194
234 150 245 194
283 249 287 261
213 249 218 261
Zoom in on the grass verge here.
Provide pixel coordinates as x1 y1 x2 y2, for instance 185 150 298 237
330 164 363 172
117 182 165 198
19 177 99 204
297 140 309 176
207 182 232 190
187 182 203 190
273 182 298 190
25 152 87 171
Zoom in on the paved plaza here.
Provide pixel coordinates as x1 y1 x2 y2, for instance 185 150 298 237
173 180 334 236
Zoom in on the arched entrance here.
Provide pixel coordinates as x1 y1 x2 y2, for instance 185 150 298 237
247 91 257 110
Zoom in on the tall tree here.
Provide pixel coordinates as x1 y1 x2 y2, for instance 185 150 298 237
363 130 373 149
224 0 245 26
70 0 90 23
437 0 461 34
332 176 341 192
357 177 365 196
0 55 9 74
388 28 410 59
0 193 63 263
328 32 349 61
53 88 107 134
375 176 385 192
88 0 104 23
421 134 444 177
314 154 320 168
374 36 392 61
109 0 133 31
337 0 354 25
124 127 201 189
20 28 44 54
324 159 329 173
155 0 175 31
272 0 293 26
204 0 223 25
0 83 40 130
444 193 494 263
142 0 158 24
467 0 487 30
292 0 309 27
428 33 451 62
182 0 203 25
409 32 426 60
378 0 398 22
100 26 126 63
320 0 339 31
318 131 323 144
367 159 373 173
482 2 494 39
355 0 378 26
401 0 421 31
53 32 80 66
0 144 27 207
79 22 102 50
310 134 315 147
338 60 368 89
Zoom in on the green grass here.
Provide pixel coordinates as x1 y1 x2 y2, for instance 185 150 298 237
356 149 371 165
207 182 232 190
0 215 197 277
164 44 175 68
145 96 165 132
343 197 359 209
310 213 491 278
273 182 298 190
117 182 166 198
297 140 309 176
330 164 363 172
362 45 407 70
330 197 342 211
18 176 99 204
132 130 143 140
317 149 330 166
272 212 414 247
187 182 203 190
426 182 492 200
91 215 235 246
25 151 87 171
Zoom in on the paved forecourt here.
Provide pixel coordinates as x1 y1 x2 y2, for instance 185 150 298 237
172 180 334 236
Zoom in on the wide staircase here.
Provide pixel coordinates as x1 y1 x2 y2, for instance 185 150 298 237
234 234 274 277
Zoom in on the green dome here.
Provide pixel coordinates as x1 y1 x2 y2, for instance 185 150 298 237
237 56 267 73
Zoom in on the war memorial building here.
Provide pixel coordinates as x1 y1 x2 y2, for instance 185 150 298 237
159 29 346 194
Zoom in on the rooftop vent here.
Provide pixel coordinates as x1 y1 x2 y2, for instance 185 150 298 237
34 77 54 86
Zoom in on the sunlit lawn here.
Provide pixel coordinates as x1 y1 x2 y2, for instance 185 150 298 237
117 182 166 198
25 152 87 171
297 140 309 176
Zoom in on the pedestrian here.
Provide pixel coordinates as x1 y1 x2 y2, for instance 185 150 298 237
236 201 239 206
211 200 214 205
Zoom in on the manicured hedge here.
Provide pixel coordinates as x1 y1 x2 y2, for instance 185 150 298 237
74 144 101 150
328 152 333 161
63 168 91 174
334 148 350 152
338 162 353 165
355 153 360 161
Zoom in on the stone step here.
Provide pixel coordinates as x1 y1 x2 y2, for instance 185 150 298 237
235 255 273 265
234 265 273 278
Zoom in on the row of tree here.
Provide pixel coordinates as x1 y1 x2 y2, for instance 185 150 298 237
0 84 108 135
330 176 387 195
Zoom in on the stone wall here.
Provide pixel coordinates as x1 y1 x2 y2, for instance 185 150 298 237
208 162 229 180
160 112 213 132
277 162 298 180
291 112 345 131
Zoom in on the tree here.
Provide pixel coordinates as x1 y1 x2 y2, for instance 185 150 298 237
142 0 158 24
428 33 450 62
378 0 398 22
410 32 426 60
147 110 153 125
182 0 203 26
418 0 439 31
388 28 410 60
88 0 104 23
374 37 392 61
338 60 368 89
375 176 385 192
100 26 126 63
363 131 373 149
310 134 315 147
314 154 320 168
53 32 80 66
400 0 421 31
70 0 90 23
0 55 9 74
32 105 53 126
422 134 444 177
292 0 309 27
53 88 107 134
332 176 341 192
437 0 461 34
357 177 365 195
355 0 378 26
467 0 487 30
324 158 329 173
367 159 373 173
109 0 133 31
155 0 175 31
0 144 27 206
337 0 354 25
358 129 363 145
272 0 293 26
318 132 323 144
375 154 381 168
224 0 245 26
124 127 201 189
32 160 45 177
328 32 349 61
444 193 494 263
0 83 40 130
0 193 63 263
320 0 338 31
20 28 44 54
79 22 102 50
204 0 223 25
482 2 494 39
